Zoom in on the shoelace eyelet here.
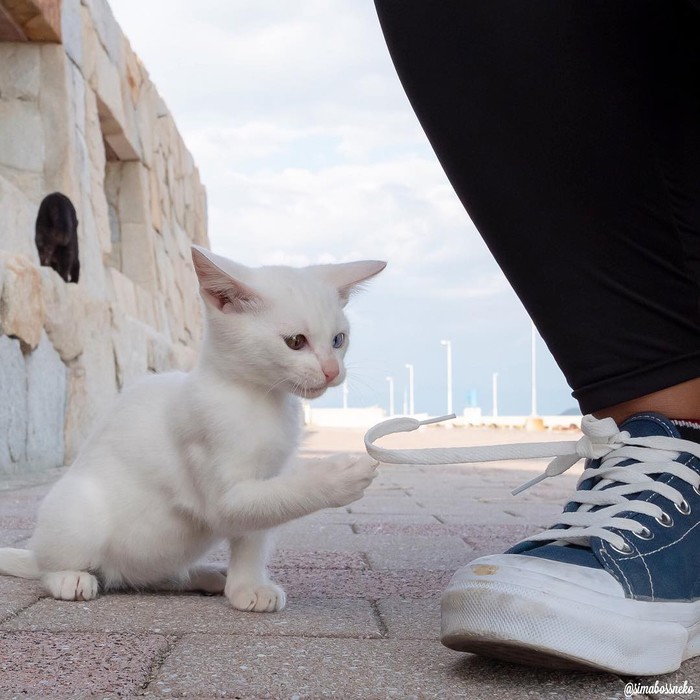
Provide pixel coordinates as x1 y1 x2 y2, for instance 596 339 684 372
611 541 633 554
675 500 691 515
655 511 673 527
694 483 700 497
632 526 653 540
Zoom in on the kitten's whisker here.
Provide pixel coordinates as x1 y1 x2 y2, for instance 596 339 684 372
264 377 292 398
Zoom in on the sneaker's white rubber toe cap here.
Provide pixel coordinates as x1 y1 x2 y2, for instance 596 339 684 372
441 554 700 675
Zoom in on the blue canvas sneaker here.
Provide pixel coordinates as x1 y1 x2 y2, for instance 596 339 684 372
365 412 700 675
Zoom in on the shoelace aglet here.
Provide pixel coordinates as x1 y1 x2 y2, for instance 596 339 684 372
511 472 547 496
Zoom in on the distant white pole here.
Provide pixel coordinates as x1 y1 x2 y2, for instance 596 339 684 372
492 372 499 417
386 376 395 416
441 340 453 416
531 321 538 416
405 363 414 416
402 387 408 415
342 381 348 410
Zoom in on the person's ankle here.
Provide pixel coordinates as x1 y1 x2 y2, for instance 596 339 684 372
591 377 700 425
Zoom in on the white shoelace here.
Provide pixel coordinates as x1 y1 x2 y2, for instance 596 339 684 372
365 414 700 552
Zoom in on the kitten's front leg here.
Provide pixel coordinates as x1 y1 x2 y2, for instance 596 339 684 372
219 454 377 612
223 453 378 532
225 531 286 612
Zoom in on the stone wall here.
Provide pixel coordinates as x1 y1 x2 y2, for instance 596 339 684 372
0 0 209 474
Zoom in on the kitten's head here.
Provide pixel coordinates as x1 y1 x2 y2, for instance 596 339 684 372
192 246 386 399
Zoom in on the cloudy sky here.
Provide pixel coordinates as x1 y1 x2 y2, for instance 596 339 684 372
109 0 576 417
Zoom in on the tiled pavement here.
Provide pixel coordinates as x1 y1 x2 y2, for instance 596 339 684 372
0 425 694 698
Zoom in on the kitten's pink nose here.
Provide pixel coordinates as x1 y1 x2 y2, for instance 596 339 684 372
322 362 340 383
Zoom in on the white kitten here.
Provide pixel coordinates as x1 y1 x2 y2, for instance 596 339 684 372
0 246 385 612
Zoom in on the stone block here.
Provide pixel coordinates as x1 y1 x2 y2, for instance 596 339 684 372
0 176 41 263
0 101 44 173
90 32 123 122
145 329 176 373
83 0 122 64
0 252 44 351
74 194 107 299
164 286 186 343
123 40 142 107
0 335 28 473
39 45 78 196
68 59 86 136
134 281 157 328
2 0 62 41
25 331 66 469
40 266 84 362
106 267 138 318
0 44 40 101
60 0 82 69
152 295 169 334
118 160 149 224
111 308 148 389
148 166 161 230
63 300 117 462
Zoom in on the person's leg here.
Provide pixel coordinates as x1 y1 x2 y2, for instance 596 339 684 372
374 0 700 417
373 0 700 674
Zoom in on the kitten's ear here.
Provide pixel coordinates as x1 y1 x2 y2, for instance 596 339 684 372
314 260 387 306
191 245 263 314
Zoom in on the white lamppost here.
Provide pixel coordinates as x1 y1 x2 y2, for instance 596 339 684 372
440 339 453 416
405 363 415 416
386 376 395 416
492 372 499 417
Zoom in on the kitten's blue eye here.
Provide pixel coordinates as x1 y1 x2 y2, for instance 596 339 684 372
285 334 307 350
332 332 346 349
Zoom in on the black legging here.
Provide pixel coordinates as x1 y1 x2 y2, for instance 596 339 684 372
374 0 700 414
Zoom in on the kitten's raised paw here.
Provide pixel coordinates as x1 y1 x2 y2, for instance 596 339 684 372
302 453 379 508
42 571 99 601
225 581 286 612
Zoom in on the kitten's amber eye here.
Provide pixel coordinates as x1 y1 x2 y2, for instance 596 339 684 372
285 334 307 350
332 332 346 349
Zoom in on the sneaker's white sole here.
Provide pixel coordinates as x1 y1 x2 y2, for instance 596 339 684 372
441 554 700 675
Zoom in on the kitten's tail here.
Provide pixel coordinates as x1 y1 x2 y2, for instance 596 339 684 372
0 548 40 579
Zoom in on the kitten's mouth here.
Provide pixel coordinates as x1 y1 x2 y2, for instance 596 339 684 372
295 385 327 399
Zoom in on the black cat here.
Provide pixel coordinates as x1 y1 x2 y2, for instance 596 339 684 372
35 192 80 284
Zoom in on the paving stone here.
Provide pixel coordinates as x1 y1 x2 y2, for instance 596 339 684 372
361 535 470 571
271 568 452 600
3 595 381 639
0 529 32 546
353 521 461 536
629 655 700 699
424 502 535 523
273 533 364 553
377 597 441 641
149 635 629 699
458 523 546 550
270 525 360 551
0 631 172 697
313 512 440 526
203 545 368 571
348 496 427 515
0 576 42 622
